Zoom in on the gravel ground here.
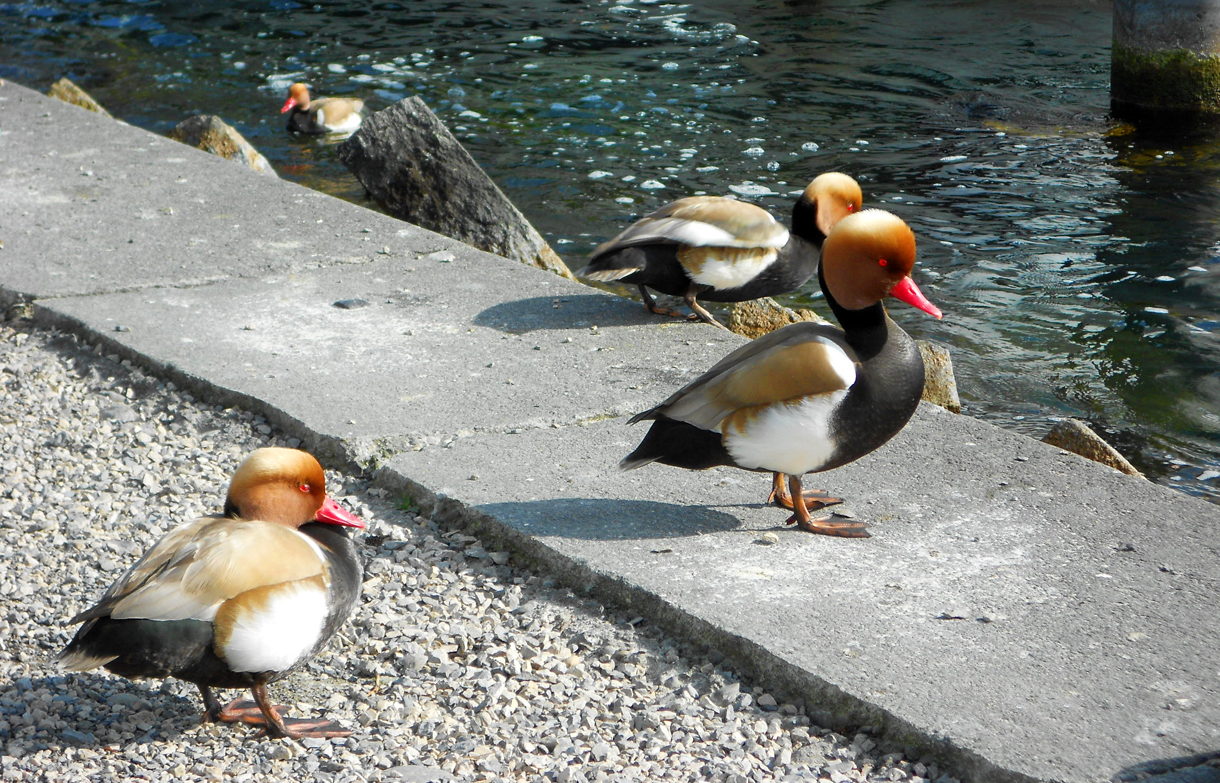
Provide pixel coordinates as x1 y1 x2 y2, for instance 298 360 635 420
0 321 959 783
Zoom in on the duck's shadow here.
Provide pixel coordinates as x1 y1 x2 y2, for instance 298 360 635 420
11 672 200 748
473 294 673 334
478 497 743 540
1112 750 1220 782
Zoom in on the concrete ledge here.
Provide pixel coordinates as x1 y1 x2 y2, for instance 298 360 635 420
4 79 1220 783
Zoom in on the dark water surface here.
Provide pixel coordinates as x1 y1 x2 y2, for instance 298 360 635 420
4 0 1219 504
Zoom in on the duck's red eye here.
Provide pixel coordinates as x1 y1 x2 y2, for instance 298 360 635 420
848 204 856 212
298 483 312 493
878 258 888 267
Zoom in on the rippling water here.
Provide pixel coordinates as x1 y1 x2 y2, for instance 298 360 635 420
3 0 1219 503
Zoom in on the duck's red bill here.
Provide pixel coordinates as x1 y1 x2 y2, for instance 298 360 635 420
280 98 297 114
316 496 365 528
890 276 943 320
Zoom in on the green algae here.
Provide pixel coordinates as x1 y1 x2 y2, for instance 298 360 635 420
1112 41 1220 113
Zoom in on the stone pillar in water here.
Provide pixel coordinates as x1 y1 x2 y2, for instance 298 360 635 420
1111 0 1220 116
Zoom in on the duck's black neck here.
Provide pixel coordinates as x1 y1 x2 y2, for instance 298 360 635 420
791 195 825 248
818 262 888 352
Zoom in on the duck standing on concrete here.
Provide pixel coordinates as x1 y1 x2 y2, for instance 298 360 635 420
281 82 364 134
579 172 862 328
620 209 942 537
59 447 365 739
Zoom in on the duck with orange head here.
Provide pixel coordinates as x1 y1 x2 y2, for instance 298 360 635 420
620 209 942 536
59 447 365 739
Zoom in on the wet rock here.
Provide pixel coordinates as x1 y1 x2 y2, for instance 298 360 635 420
1043 418 1144 477
725 297 830 339
338 97 574 281
916 341 961 413
167 115 277 178
47 78 111 117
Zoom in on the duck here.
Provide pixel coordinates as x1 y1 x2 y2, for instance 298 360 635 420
579 172 863 328
58 447 365 739
619 209 942 536
281 83 365 134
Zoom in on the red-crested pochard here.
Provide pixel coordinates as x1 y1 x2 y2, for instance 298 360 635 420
619 209 942 536
579 172 863 328
59 447 365 739
281 83 365 135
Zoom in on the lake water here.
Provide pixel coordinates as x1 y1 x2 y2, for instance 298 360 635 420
3 0 1219 504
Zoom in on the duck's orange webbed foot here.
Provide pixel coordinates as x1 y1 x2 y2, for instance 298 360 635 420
767 473 843 511
784 512 871 538
782 474 868 538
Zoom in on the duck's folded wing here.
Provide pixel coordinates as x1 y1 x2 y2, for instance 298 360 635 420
591 197 789 257
70 518 325 624
636 323 859 430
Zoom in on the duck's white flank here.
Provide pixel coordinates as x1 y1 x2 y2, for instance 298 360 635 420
321 109 362 134
683 247 779 290
219 581 327 673
722 390 850 475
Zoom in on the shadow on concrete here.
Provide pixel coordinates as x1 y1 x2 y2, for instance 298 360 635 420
478 497 743 539
1112 751 1220 783
473 294 659 333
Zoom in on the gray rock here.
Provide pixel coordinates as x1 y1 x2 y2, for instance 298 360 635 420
1042 418 1143 477
168 115 277 178
380 764 458 782
338 96 574 281
916 340 961 413
726 297 831 340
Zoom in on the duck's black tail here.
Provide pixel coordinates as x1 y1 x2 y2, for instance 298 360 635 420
619 416 732 472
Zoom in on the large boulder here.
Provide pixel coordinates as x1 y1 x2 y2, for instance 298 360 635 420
47 78 111 117
168 115 277 178
338 97 574 281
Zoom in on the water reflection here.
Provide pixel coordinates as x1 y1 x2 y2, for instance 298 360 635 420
1 0 1217 501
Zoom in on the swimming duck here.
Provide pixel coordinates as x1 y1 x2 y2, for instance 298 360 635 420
579 172 862 328
619 209 941 536
59 447 365 739
281 83 365 135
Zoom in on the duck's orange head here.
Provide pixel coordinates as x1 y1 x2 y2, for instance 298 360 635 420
225 447 364 529
281 83 311 114
800 172 864 238
820 209 941 318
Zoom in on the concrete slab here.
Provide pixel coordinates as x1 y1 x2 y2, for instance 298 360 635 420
37 251 740 464
3 78 1220 783
379 405 1220 783
0 81 454 299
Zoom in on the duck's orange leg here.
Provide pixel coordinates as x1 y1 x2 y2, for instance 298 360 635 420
249 683 352 740
199 686 285 726
784 475 869 538
638 284 693 320
684 284 728 330
767 472 844 511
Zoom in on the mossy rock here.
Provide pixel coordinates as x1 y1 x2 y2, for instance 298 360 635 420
47 78 111 117
1111 42 1220 114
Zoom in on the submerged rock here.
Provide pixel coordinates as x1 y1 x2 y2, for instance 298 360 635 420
1043 418 1144 477
168 115 277 178
47 78 111 117
338 96 574 281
